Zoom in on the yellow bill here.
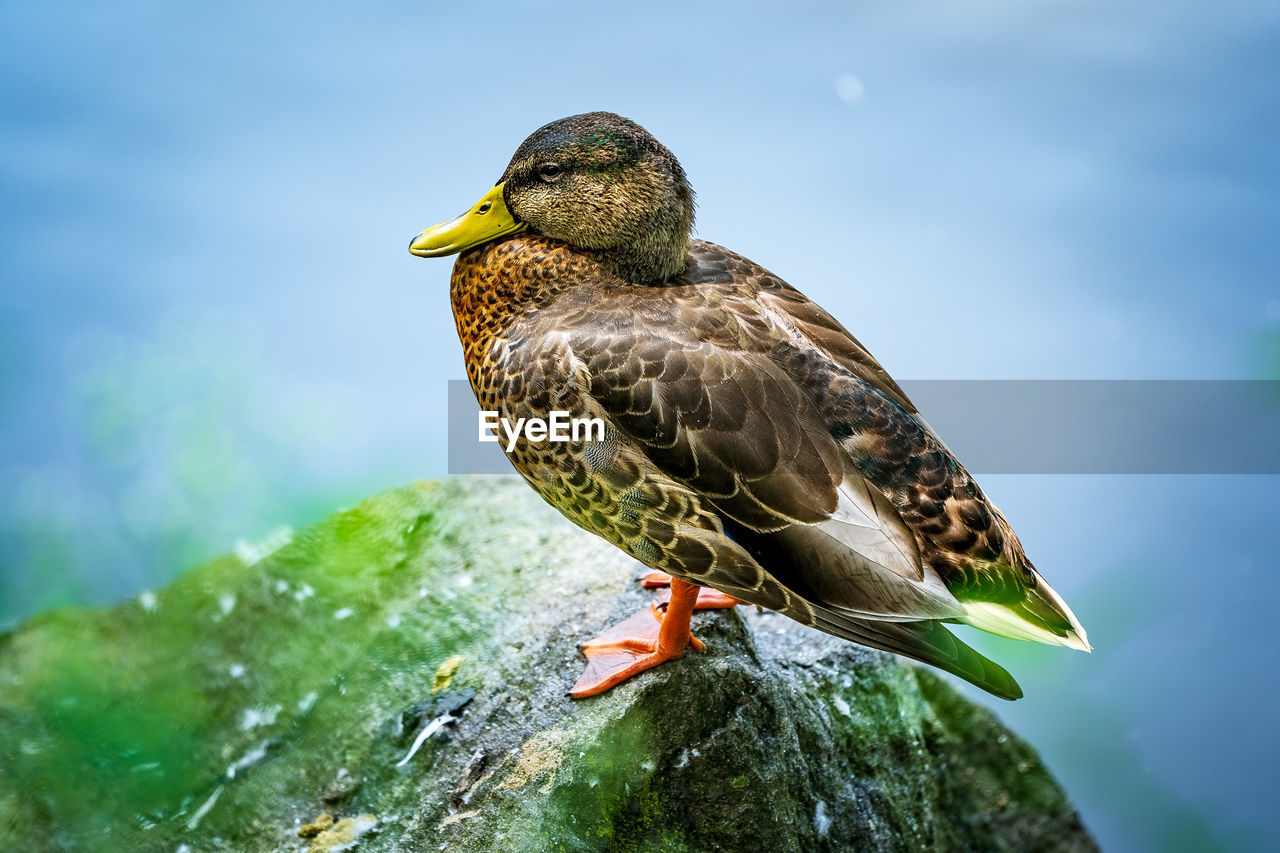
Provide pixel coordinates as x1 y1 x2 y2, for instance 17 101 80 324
408 182 527 257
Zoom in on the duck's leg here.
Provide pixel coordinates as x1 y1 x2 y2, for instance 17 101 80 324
640 570 743 609
570 578 704 699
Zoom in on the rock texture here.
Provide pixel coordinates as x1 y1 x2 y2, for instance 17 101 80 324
0 479 1096 852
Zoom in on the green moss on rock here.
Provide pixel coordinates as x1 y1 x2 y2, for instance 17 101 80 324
0 479 1095 851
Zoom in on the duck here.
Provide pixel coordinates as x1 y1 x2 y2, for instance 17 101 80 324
409 111 1089 701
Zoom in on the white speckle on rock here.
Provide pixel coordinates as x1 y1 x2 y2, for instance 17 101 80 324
386 613 401 628
218 594 236 616
832 695 851 717
298 692 318 713
274 580 289 594
815 800 831 838
228 663 246 679
139 590 158 613
457 575 473 588
294 583 315 602
233 526 294 566
239 704 282 731
333 607 354 621
396 712 458 768
225 740 269 779
186 784 223 830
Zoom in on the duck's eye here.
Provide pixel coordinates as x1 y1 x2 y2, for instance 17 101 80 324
538 163 563 182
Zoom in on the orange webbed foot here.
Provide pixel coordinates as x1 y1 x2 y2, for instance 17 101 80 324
569 578 705 699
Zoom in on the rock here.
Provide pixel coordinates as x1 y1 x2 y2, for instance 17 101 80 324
0 479 1096 852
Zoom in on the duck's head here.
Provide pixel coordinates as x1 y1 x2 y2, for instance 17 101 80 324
409 112 694 284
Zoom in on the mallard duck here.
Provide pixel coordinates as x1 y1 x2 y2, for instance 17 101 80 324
409 112 1089 701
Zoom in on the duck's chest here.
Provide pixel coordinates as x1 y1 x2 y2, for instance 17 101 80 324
451 281 589 429
448 243 612 484
453 283 665 554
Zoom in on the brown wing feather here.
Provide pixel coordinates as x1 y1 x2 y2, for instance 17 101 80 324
576 323 844 531
543 292 962 623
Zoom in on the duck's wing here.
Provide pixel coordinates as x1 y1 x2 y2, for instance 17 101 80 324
522 300 1021 698
675 242 1087 653
566 321 961 618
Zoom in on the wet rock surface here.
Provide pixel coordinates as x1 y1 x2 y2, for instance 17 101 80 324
0 478 1096 851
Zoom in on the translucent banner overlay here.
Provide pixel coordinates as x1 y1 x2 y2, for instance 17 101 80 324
447 379 1280 475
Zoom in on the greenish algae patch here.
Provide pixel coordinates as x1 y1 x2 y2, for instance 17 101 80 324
0 480 620 850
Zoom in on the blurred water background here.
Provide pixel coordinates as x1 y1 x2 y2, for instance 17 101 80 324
2 2 1277 849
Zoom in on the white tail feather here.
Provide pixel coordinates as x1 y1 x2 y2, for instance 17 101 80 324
961 571 1092 652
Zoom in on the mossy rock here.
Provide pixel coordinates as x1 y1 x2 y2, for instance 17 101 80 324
0 479 1096 851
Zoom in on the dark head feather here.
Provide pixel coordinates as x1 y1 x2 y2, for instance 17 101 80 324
499 112 695 285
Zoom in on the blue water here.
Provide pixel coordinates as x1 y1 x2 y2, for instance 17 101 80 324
3 2 1277 848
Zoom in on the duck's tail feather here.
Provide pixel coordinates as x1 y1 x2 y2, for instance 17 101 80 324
958 569 1091 652
809 606 1024 701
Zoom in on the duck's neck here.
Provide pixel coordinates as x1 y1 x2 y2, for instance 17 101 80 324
589 194 695 285
590 233 690 285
